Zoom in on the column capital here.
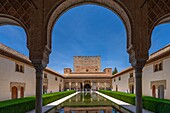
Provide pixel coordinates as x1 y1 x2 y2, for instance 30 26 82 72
128 47 148 70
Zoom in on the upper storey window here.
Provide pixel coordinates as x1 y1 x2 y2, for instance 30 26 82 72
154 62 163 72
15 63 24 73
44 73 47 78
130 73 133 78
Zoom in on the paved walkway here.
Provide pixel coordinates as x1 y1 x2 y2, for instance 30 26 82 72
96 91 154 113
27 92 79 113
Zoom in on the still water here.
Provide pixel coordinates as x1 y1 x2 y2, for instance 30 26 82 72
47 92 130 113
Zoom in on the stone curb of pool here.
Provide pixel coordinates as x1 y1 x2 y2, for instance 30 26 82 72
96 91 154 113
26 92 79 113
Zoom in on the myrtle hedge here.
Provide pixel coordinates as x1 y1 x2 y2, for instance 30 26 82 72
0 90 75 113
99 90 170 113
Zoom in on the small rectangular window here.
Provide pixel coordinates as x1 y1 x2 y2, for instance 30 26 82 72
15 63 24 73
153 62 163 72
119 77 121 81
44 73 47 78
55 77 57 81
130 73 133 78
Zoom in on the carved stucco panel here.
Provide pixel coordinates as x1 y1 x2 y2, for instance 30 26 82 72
10 82 26 92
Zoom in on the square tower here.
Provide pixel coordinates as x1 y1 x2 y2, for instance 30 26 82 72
74 56 101 72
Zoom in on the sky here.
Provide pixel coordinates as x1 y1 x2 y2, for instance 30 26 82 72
0 5 170 74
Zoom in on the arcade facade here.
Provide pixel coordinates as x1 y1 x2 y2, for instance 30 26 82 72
64 56 112 91
64 79 112 91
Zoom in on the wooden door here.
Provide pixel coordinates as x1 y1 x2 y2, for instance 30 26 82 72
12 86 18 99
152 85 156 97
20 87 24 98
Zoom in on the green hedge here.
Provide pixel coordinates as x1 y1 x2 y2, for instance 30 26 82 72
143 96 170 113
99 90 135 105
42 90 75 105
0 90 75 113
99 90 170 113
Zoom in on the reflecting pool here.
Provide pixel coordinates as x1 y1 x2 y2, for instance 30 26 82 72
47 92 131 113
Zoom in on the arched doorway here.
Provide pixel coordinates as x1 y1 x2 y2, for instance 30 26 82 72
152 85 156 98
12 86 18 99
20 87 24 98
71 82 76 90
64 82 69 90
84 84 91 91
158 85 164 99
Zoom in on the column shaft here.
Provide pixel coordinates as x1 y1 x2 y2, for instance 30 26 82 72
135 67 143 113
35 70 43 113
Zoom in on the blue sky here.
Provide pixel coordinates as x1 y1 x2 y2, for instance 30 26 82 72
0 5 170 74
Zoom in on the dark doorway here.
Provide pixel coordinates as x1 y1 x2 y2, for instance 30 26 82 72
84 84 91 91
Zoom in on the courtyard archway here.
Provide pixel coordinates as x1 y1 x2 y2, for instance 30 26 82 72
84 84 91 91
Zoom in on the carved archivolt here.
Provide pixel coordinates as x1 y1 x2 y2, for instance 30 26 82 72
151 80 166 89
47 0 132 51
10 82 26 92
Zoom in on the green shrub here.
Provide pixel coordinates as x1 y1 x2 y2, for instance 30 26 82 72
99 90 170 113
99 90 135 105
0 90 75 113
0 97 35 113
143 96 170 113
42 90 75 105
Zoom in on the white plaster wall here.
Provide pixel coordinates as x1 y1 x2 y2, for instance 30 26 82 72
47 73 64 93
0 56 64 101
112 57 170 99
112 72 130 92
0 57 36 101
143 57 170 99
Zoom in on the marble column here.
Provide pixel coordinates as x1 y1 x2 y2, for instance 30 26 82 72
104 82 107 90
76 82 78 91
91 82 93 91
35 66 44 113
69 82 71 90
135 67 143 113
97 82 99 90
82 82 84 91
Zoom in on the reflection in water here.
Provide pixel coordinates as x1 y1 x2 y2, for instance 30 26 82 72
47 93 125 113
